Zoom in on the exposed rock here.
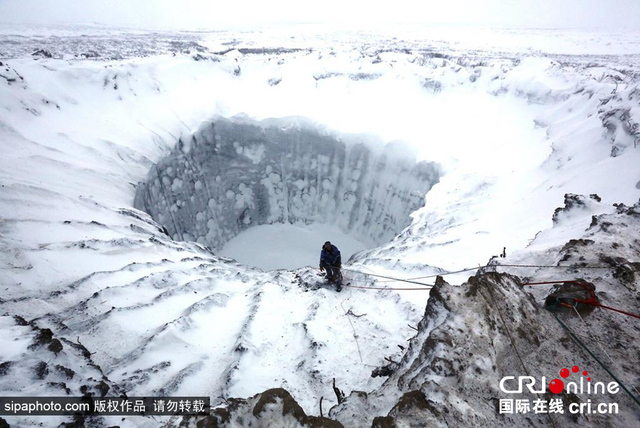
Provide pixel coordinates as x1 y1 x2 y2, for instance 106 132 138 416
183 388 343 427
559 239 594 261
32 328 54 346
371 365 395 378
252 388 308 419
55 365 76 380
47 381 71 394
96 380 110 397
31 49 53 58
614 200 640 217
599 255 640 291
552 193 602 223
600 106 639 156
385 390 442 426
349 198 640 427
48 338 63 355
13 315 28 326
0 362 12 376
330 264 640 427
59 414 87 428
34 361 49 379
371 416 396 427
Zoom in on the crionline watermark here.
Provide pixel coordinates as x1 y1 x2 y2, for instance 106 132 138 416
498 365 619 415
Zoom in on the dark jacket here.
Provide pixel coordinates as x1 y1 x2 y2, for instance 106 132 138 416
320 245 341 266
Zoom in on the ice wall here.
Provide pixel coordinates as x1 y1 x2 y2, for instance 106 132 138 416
134 117 440 251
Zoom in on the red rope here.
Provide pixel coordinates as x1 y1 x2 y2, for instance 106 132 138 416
575 300 640 320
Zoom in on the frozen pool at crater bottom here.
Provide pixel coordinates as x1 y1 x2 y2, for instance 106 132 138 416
218 223 369 271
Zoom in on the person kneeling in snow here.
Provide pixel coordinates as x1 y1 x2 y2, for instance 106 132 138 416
320 241 342 291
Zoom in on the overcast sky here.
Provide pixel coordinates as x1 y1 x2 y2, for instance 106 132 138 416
1 0 639 30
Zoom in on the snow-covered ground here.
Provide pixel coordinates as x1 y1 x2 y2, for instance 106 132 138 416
1 24 639 427
219 223 368 270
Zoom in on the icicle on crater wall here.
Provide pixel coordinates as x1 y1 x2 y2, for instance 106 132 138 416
134 117 440 251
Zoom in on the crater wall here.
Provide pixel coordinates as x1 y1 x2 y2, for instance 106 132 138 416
134 117 440 251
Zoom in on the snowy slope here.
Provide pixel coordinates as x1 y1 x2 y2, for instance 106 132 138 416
323 198 640 427
1 25 639 427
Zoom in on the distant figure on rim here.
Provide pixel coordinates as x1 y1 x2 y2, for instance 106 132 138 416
320 241 342 291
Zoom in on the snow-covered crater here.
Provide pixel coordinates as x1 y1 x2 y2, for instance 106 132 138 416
2 24 640 428
134 117 440 263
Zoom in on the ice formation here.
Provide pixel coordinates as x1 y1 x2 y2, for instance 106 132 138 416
134 116 439 253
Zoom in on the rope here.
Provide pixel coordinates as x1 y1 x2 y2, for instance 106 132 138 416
344 270 639 321
376 266 485 282
339 264 639 412
339 263 638 412
344 284 433 291
524 280 585 286
341 268 434 287
340 300 364 364
370 263 611 284
486 282 557 428
497 264 610 270
549 309 640 409
568 315 640 398
317 268 434 291
575 300 640 320
487 284 532 377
